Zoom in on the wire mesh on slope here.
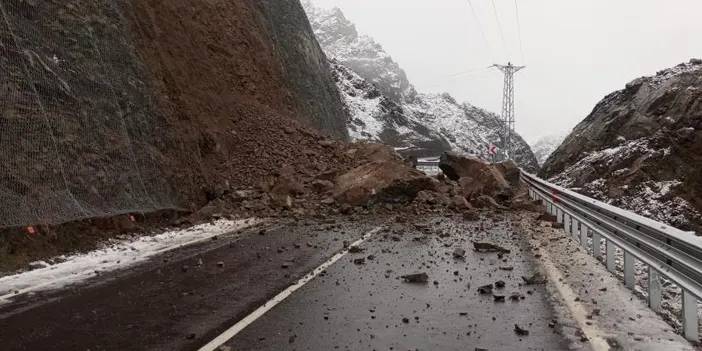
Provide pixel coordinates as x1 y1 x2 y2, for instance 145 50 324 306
0 0 177 229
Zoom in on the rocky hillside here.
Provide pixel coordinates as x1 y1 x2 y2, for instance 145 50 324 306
303 1 538 170
531 134 566 166
0 0 349 229
542 59 702 232
303 1 416 103
331 60 452 154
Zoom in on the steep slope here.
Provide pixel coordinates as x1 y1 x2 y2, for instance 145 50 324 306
405 93 536 168
542 59 702 232
531 134 567 166
0 0 349 229
331 60 451 155
303 1 538 170
303 0 416 103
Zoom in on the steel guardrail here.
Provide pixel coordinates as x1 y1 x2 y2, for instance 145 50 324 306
413 160 700 340
520 170 702 341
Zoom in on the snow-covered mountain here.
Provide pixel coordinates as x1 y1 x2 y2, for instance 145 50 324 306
331 60 451 154
542 59 702 232
531 134 566 166
303 1 416 103
303 1 538 170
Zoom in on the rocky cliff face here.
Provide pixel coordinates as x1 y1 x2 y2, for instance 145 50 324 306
304 1 538 170
331 60 452 155
542 59 702 232
0 0 349 228
303 1 416 103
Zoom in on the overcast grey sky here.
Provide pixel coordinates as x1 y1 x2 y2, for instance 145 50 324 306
311 0 702 143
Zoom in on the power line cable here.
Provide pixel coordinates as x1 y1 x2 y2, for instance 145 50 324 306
421 69 493 90
514 0 526 64
466 0 495 63
490 0 508 61
443 66 491 78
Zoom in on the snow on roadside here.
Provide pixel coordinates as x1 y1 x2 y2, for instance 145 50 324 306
0 218 260 304
518 214 695 349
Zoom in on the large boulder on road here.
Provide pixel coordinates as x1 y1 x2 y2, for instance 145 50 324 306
333 160 437 206
495 160 520 187
439 153 512 200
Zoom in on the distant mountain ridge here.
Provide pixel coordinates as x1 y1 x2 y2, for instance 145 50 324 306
531 134 567 166
302 1 538 170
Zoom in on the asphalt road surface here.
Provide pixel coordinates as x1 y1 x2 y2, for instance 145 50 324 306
0 212 570 351
221 214 568 351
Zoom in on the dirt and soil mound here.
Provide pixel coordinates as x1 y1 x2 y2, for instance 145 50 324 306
0 0 350 272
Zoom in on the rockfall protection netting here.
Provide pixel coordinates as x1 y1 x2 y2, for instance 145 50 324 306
0 0 177 229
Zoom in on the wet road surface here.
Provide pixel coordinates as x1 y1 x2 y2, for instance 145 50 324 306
0 213 573 351
221 213 569 350
0 218 384 351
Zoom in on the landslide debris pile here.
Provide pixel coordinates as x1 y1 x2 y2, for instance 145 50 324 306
0 0 347 229
302 1 538 170
542 59 702 232
191 145 529 224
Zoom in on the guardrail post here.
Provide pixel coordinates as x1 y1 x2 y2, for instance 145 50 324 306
648 267 662 312
592 232 602 259
580 224 588 248
682 289 699 341
564 215 571 235
606 240 616 273
623 251 635 289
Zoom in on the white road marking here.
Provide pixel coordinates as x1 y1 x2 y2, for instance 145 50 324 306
198 225 385 351
535 247 611 350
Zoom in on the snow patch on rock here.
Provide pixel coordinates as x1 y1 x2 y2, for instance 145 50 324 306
550 137 701 230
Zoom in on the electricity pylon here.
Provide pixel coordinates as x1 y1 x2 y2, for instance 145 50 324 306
491 62 525 160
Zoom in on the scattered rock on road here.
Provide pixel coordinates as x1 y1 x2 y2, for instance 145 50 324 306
400 272 429 283
452 248 466 259
473 242 511 254
514 324 530 336
478 284 494 295
348 245 364 253
522 273 547 285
